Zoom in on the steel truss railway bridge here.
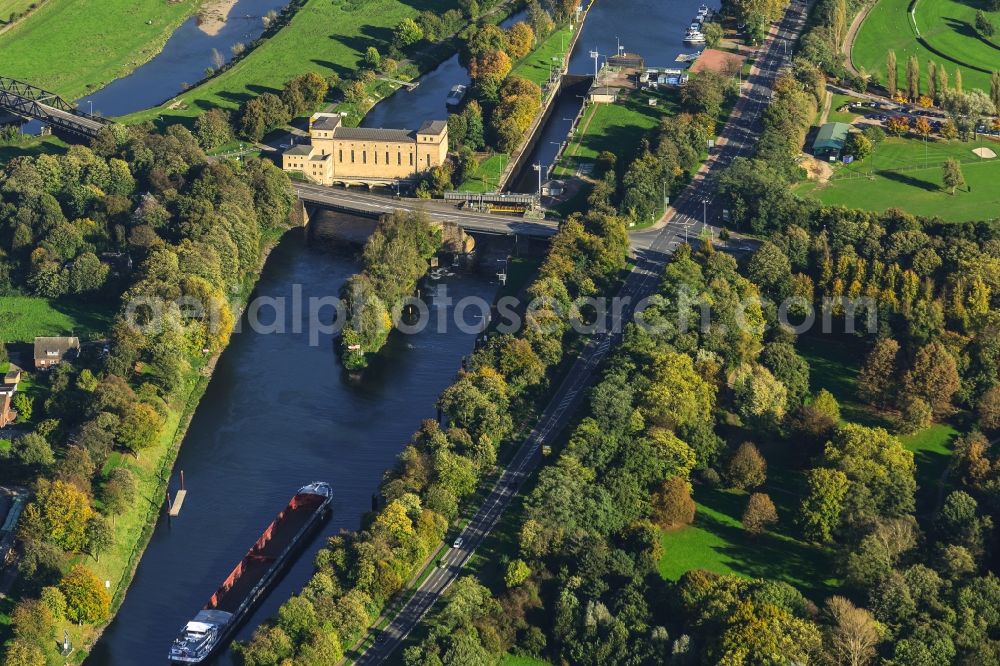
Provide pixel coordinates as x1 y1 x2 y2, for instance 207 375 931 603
0 76 108 137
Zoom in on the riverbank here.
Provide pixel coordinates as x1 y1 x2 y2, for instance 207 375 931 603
0 0 199 100
72 225 290 660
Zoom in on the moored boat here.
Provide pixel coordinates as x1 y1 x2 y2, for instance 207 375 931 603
168 482 333 664
446 84 467 109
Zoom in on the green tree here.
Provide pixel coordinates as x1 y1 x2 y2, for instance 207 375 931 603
823 424 916 520
504 559 531 588
12 432 53 467
277 596 318 643
364 46 382 69
640 350 715 430
85 515 114 562
858 337 900 406
102 467 137 524
800 467 849 542
844 132 873 160
942 158 965 195
19 478 93 552
760 342 810 408
901 340 959 418
12 392 33 422
886 50 897 98
193 108 234 151
2 639 45 666
394 18 424 49
240 625 294 666
975 10 995 37
118 401 164 457
681 70 726 117
60 564 110 623
746 241 792 295
703 21 723 48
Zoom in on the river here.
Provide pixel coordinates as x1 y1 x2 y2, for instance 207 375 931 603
86 224 498 665
84 1 714 663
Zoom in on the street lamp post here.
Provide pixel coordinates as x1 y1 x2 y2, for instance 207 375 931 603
533 163 546 201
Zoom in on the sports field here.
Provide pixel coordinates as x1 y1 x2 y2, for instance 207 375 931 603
0 0 198 99
852 0 999 94
796 136 1000 221
125 0 458 124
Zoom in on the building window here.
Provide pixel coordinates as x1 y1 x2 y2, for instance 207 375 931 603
386 151 390 164
339 149 343 162
374 150 378 164
362 151 367 164
397 152 401 165
426 155 431 167
409 153 413 166
351 150 355 163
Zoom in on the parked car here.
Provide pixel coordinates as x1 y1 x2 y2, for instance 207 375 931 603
452 537 464 548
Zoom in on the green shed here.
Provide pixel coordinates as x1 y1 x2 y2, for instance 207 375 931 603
812 122 851 158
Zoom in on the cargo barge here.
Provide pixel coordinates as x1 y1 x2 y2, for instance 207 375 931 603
168 482 333 663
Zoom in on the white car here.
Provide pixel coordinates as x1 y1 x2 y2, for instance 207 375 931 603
452 537 464 548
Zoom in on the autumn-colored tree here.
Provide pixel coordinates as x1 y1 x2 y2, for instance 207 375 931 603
914 115 932 138
19 478 94 552
641 350 716 430
742 492 778 534
650 476 696 529
906 56 920 100
857 337 900 407
823 596 882 666
469 49 512 81
60 564 110 623
11 598 55 649
901 340 960 418
977 384 1000 431
506 22 535 59
725 442 767 491
885 115 910 136
2 639 45 666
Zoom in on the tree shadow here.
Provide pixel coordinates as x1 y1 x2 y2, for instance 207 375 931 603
876 168 940 192
694 487 837 601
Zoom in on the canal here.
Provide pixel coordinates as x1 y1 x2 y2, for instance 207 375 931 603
87 223 498 665
83 0 716 663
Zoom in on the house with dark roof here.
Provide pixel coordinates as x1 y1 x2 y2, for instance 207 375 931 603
33 336 80 370
282 113 449 186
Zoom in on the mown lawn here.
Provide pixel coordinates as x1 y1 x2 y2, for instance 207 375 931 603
0 134 68 164
124 0 460 124
510 24 575 86
460 152 508 192
901 422 957 512
0 0 198 99
0 295 116 342
796 136 1000 221
852 0 997 93
658 486 839 602
827 93 862 124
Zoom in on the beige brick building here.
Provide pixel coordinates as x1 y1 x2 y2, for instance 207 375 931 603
282 113 449 186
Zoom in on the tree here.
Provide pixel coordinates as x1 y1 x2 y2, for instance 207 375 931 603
844 132 874 160
914 115 931 138
858 337 899 406
732 364 788 427
194 108 233 151
86 515 114 562
703 21 724 48
886 50 897 98
504 559 531 588
942 158 965 195
118 401 164 456
823 424 916 520
800 467 848 542
742 492 778 534
12 432 53 467
102 467 137 523
760 343 810 408
992 70 1000 115
746 241 791 294
506 22 534 59
364 46 382 69
651 476 696 528
641 350 716 430
19 478 93 552
2 639 45 666
12 392 33 422
726 442 767 491
682 71 726 117
976 10 995 37
977 384 1000 431
394 18 424 49
885 115 909 136
823 596 882 666
901 340 959 418
11 598 54 649
241 625 294 666
60 564 110 623
906 56 920 100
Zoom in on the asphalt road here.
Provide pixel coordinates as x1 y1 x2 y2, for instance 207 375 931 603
353 3 811 663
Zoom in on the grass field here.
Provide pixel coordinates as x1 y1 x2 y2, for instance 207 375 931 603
0 295 116 342
0 134 68 164
509 24 575 86
852 0 998 94
0 0 40 23
124 0 459 124
827 93 862 124
460 152 508 191
658 486 838 601
901 422 957 511
555 88 677 178
796 136 1000 221
0 0 198 100
501 656 553 666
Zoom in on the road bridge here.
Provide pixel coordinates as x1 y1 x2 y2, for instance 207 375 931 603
293 182 559 238
0 76 108 137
